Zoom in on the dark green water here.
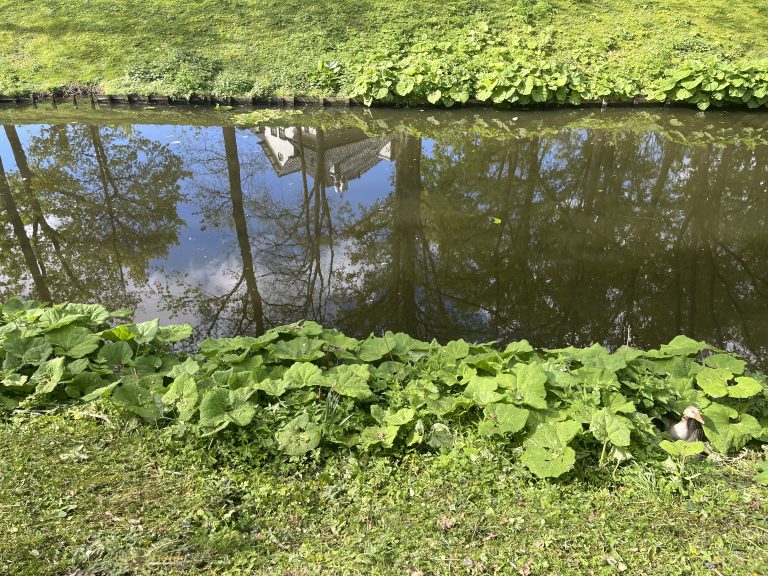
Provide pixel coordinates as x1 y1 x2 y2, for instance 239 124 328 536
1 106 767 366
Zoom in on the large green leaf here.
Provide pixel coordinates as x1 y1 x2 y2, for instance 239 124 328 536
521 420 582 478
659 440 706 458
496 363 548 409
156 324 193 343
727 376 763 399
696 367 731 397
253 378 289 397
112 382 161 420
357 336 394 362
162 374 199 421
360 425 400 450
329 364 373 399
30 357 66 394
199 387 256 431
97 341 133 367
704 353 745 375
45 326 102 358
478 403 529 436
62 303 110 325
283 362 326 389
702 403 762 453
589 409 632 447
272 337 325 361
276 413 322 456
463 375 504 405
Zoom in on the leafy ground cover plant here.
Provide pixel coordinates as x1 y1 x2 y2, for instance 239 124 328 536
2 298 767 479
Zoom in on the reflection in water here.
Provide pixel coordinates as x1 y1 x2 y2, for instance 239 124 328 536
1 112 767 366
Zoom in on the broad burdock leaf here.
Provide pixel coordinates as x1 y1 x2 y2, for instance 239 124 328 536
521 420 582 478
97 341 133 366
427 423 453 450
696 367 731 397
755 458 768 485
253 378 288 397
385 408 416 426
704 353 745 375
659 440 706 458
155 324 193 343
702 403 763 453
478 403 529 436
502 340 534 357
131 319 160 344
36 309 87 332
272 336 325 361
360 424 400 450
727 376 763 399
357 336 394 362
589 409 632 447
444 339 470 360
162 374 199 421
62 303 110 325
426 396 470 417
168 358 200 378
199 386 256 431
112 382 162 420
463 375 504 405
651 335 711 358
496 363 547 409
22 338 53 366
30 357 66 394
82 382 119 401
199 334 277 356
45 326 102 359
101 325 136 342
329 364 373 399
283 362 326 389
276 413 322 456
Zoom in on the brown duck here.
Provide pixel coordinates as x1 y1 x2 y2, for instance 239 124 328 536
668 405 705 442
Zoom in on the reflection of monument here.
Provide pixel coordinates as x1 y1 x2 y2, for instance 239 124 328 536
257 127 393 192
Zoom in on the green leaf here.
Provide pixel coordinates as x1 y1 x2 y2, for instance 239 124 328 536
654 335 711 357
357 336 394 362
253 378 289 397
199 387 256 430
496 363 548 409
478 403 529 436
156 324 193 343
161 374 199 421
30 357 66 394
589 409 632 447
427 90 442 104
659 439 706 457
360 425 400 450
395 77 415 96
427 422 453 450
22 338 53 366
131 319 160 344
385 407 416 426
521 420 581 478
45 326 102 358
329 364 373 399
727 376 763 399
702 403 762 453
283 362 326 389
272 336 325 361
696 367 731 397
62 303 110 325
276 413 322 456
463 375 504 405
112 383 161 420
97 341 133 366
704 354 745 374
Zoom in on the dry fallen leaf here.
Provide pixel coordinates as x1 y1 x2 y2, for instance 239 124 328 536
439 516 456 530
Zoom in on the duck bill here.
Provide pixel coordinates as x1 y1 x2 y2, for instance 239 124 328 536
693 414 704 424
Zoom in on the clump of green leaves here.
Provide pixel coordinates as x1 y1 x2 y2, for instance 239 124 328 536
2 298 767 480
647 59 768 110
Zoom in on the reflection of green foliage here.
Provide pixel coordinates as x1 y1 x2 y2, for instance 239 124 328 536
2 298 767 480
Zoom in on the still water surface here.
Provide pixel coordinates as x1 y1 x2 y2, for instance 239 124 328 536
1 107 767 365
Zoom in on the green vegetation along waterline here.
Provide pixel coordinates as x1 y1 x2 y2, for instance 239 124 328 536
2 298 767 482
2 2 768 109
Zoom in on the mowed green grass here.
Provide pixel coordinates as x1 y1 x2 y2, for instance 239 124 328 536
1 410 766 575
1 0 767 96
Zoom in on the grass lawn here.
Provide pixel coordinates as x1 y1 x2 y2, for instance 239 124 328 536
2 409 766 575
1 1 768 98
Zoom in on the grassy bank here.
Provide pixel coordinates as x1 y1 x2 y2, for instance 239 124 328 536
1 1 768 108
2 411 767 575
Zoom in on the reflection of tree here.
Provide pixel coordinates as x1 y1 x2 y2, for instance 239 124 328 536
0 124 186 312
154 126 341 338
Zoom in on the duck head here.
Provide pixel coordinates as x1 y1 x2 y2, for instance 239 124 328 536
682 405 704 424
